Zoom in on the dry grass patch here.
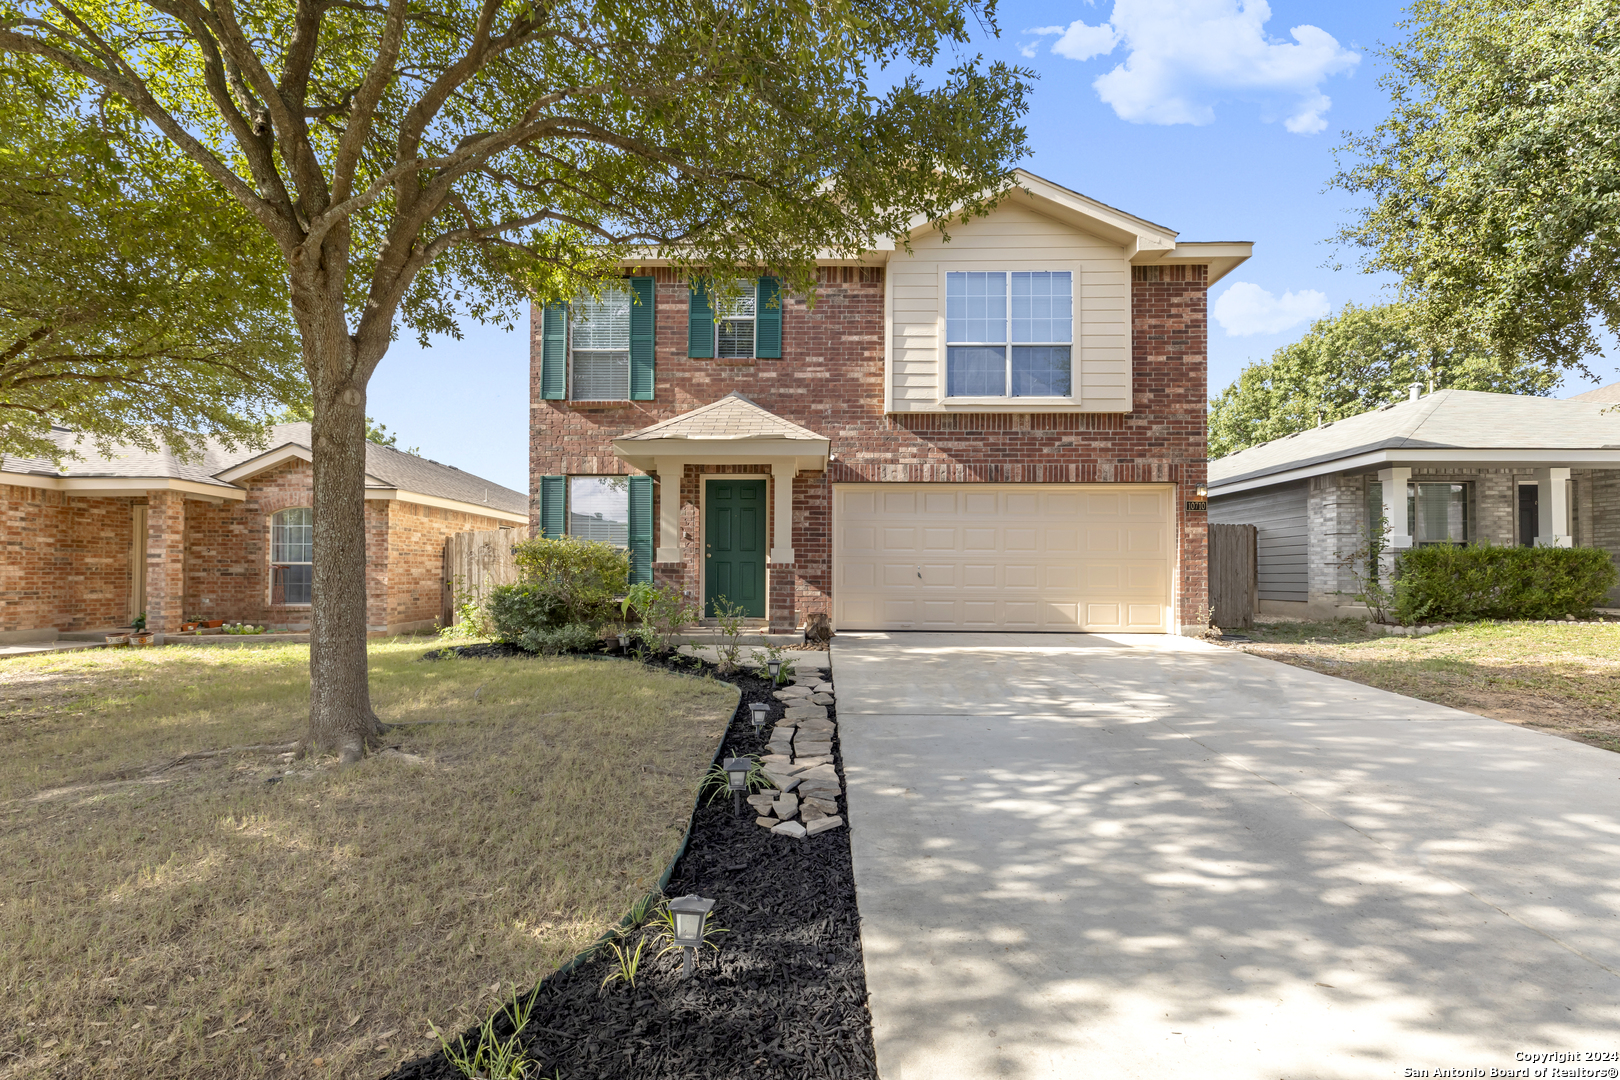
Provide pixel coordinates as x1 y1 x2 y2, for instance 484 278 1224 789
0 641 737 1080
1231 619 1620 752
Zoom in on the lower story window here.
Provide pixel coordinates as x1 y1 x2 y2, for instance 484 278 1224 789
271 507 313 604
568 477 629 547
1366 481 1472 546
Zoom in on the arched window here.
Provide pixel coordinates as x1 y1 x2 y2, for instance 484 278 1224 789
271 508 313 605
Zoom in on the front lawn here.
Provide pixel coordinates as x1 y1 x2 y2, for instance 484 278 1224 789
1229 619 1620 753
0 641 737 1080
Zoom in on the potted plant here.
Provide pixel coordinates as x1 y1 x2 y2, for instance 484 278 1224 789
203 620 224 628
104 632 129 647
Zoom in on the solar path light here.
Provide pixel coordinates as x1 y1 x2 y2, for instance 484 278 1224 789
618 632 630 651
748 701 770 737
668 894 716 979
766 657 782 683
722 757 751 817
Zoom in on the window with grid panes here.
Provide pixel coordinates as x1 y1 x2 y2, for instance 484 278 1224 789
270 507 313 604
716 284 755 359
945 271 1073 398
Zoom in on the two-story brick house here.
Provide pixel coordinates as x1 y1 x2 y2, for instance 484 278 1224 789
529 171 1250 635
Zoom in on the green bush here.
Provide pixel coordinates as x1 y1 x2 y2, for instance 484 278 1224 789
1393 542 1617 623
511 535 629 623
489 536 629 654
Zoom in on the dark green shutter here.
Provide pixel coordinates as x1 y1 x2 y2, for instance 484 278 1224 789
540 302 568 400
629 276 655 400
539 475 566 538
687 278 713 358
755 276 782 359
628 475 653 583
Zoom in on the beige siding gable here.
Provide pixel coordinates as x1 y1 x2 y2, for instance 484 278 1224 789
888 201 1131 414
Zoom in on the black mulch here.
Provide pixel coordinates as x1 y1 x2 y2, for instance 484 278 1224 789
387 647 877 1080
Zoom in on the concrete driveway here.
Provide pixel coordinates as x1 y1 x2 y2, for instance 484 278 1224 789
833 632 1620 1080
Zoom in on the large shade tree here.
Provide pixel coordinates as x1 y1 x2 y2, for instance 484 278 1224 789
0 59 301 460
0 0 1031 760
1331 0 1620 379
1209 302 1557 458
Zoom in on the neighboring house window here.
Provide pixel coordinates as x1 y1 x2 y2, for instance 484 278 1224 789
1366 481 1473 546
945 271 1073 398
271 508 313 604
567 476 629 547
716 284 756 359
570 286 632 400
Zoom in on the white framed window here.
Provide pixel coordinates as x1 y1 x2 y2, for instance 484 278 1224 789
716 284 756 359
570 286 632 400
568 477 629 547
945 271 1073 398
270 507 313 605
1366 480 1473 546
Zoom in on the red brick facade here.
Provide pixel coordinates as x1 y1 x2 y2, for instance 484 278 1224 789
529 264 1211 632
1 458 514 640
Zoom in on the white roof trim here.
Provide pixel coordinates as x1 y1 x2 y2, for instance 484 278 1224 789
1210 446 1620 496
612 436 829 474
213 443 313 483
364 487 529 524
0 473 247 500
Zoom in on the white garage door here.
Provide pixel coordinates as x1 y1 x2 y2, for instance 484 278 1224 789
833 483 1173 632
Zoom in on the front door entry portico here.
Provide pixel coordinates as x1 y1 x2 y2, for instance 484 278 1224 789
705 478 767 618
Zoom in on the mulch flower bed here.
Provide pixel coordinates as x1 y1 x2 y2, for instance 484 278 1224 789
387 646 878 1080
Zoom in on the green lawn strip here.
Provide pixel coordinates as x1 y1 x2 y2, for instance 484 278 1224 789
0 642 735 1080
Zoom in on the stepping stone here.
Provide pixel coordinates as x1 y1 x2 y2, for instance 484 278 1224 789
761 768 801 792
804 796 839 815
791 756 833 769
771 820 808 838
796 718 835 732
813 681 834 693
756 816 777 829
796 763 839 782
810 693 835 705
746 794 777 813
772 793 799 819
805 815 844 836
760 754 794 767
784 705 829 721
773 686 812 700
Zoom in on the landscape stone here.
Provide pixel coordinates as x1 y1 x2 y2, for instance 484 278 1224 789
791 755 833 769
773 685 812 700
810 693 836 705
798 784 841 802
813 681 834 693
784 705 829 721
760 754 794 767
771 820 808 838
800 803 828 822
805 815 844 837
746 794 777 813
773 793 799 819
795 763 839 783
756 816 777 829
804 796 839 815
761 768 800 792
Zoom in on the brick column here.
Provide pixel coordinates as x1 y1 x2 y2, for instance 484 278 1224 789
144 490 186 635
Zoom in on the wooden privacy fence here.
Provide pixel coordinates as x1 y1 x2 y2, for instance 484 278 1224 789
1208 523 1258 629
442 529 520 626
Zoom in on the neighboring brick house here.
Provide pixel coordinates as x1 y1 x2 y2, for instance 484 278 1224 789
529 170 1250 635
1 423 525 643
1208 387 1620 617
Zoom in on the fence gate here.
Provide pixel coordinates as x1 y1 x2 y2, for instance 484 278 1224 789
442 529 519 627
1208 523 1258 629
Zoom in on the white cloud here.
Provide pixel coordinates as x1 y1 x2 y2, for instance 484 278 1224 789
1040 0 1358 134
1212 282 1329 337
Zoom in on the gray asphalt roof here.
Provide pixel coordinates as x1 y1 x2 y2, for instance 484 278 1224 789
1 423 527 515
1210 389 1620 489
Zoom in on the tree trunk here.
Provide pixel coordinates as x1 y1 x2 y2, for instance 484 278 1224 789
296 290 386 762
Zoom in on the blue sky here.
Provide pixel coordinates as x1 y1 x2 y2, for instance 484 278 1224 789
368 0 1613 493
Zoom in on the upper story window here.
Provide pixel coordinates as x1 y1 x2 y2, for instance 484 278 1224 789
946 271 1073 398
716 285 756 359
270 507 313 604
570 286 633 401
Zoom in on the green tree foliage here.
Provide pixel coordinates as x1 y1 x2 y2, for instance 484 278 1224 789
1330 0 1620 376
0 60 301 460
0 0 1031 758
1209 303 1558 457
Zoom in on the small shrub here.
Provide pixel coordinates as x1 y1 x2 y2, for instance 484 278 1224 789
1392 542 1618 623
511 535 629 625
711 596 747 673
621 581 699 654
431 988 539 1080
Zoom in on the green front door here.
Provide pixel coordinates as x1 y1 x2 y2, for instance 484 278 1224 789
705 478 768 618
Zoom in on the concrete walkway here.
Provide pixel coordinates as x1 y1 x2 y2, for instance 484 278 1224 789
833 632 1620 1080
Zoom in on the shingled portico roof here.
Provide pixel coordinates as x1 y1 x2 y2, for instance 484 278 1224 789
611 392 830 473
